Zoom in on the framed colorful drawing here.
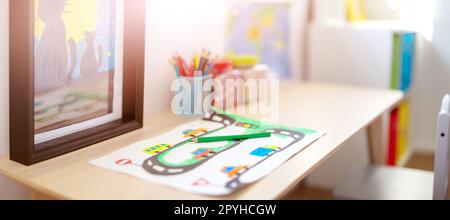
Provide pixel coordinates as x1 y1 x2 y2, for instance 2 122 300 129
9 0 145 165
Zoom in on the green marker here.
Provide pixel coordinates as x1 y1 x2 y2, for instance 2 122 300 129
191 132 272 143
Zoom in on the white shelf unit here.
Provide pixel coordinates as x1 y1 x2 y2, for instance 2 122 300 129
307 22 415 166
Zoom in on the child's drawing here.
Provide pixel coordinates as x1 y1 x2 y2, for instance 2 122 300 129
34 0 119 136
35 0 77 93
91 111 325 196
80 31 104 77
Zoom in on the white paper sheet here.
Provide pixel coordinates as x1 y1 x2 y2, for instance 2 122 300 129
91 112 324 196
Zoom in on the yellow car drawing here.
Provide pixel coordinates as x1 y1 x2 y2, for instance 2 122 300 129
144 144 171 155
183 128 207 138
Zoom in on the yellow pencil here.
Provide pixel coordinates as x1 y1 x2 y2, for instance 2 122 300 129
194 53 200 71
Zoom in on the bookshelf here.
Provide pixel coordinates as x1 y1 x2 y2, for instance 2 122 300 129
308 22 416 166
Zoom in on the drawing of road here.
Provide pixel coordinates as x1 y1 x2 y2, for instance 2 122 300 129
142 112 306 181
142 112 237 175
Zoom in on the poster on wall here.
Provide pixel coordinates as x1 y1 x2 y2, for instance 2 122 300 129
226 2 292 78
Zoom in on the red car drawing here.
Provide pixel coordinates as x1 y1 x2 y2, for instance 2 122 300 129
193 148 216 159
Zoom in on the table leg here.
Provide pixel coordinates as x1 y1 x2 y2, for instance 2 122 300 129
367 116 385 165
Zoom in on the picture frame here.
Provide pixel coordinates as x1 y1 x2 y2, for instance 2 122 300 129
9 0 145 165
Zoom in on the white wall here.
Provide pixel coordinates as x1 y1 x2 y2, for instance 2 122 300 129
0 0 8 166
411 0 450 152
365 0 400 20
144 0 228 115
0 0 29 200
313 0 346 24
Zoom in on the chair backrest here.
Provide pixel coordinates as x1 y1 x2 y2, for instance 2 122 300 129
433 95 450 200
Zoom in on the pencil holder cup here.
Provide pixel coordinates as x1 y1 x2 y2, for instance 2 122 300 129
171 72 214 117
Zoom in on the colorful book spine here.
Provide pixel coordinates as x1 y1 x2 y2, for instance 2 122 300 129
400 33 416 92
391 33 401 90
396 101 410 163
388 108 399 166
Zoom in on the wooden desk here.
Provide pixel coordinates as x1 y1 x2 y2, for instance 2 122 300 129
0 82 403 200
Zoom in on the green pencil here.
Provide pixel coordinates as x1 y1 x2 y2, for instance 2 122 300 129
191 132 272 143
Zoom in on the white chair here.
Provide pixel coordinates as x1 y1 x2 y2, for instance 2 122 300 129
333 95 450 200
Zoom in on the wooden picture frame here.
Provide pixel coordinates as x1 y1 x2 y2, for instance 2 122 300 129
9 0 145 165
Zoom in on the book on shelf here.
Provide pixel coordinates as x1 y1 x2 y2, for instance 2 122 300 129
387 32 416 166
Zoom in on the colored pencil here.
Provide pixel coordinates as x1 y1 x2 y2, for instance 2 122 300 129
171 50 220 78
194 53 200 71
204 64 214 76
179 56 190 77
191 132 272 143
204 55 217 76
169 59 181 78
174 53 187 76
198 51 206 72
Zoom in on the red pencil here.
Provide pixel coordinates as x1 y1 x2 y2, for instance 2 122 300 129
189 59 195 77
180 56 190 77
174 52 191 77
173 55 186 76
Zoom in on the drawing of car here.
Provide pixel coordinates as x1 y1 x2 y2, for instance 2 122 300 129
143 144 171 155
222 166 247 178
250 145 281 157
183 128 208 138
236 122 259 129
192 148 216 159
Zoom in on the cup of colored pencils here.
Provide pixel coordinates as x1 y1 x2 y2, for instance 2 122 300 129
169 50 233 79
170 50 227 116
